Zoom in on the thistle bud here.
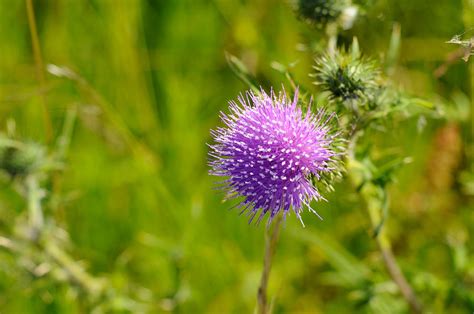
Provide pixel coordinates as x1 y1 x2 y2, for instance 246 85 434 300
313 52 380 104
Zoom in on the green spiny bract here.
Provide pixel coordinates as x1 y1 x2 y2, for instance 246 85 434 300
313 52 380 103
313 49 430 135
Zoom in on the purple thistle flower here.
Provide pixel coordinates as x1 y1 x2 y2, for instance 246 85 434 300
209 88 337 225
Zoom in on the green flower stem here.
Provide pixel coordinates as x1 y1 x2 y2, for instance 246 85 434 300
257 214 283 314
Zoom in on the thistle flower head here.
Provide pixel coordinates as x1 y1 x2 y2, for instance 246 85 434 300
313 52 379 102
209 89 338 225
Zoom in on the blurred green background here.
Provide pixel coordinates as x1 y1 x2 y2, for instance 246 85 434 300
0 0 472 313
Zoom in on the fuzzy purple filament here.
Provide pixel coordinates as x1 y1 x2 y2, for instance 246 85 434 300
209 89 335 225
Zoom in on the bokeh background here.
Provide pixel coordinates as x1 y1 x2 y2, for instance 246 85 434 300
0 0 473 313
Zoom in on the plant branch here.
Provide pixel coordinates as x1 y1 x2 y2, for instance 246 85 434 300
346 138 422 312
42 239 105 297
362 183 422 313
24 172 105 298
257 214 283 314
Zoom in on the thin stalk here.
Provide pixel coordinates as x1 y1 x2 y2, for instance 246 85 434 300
26 174 44 234
52 105 77 218
470 0 474 137
363 184 422 313
257 214 283 314
26 0 53 142
56 105 77 160
381 243 421 311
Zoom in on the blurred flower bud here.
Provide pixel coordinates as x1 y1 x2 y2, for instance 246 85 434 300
293 0 357 29
0 137 46 177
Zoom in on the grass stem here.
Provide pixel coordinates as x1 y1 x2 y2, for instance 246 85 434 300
26 0 53 142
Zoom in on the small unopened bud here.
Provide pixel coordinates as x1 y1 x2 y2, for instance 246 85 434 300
0 139 46 177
